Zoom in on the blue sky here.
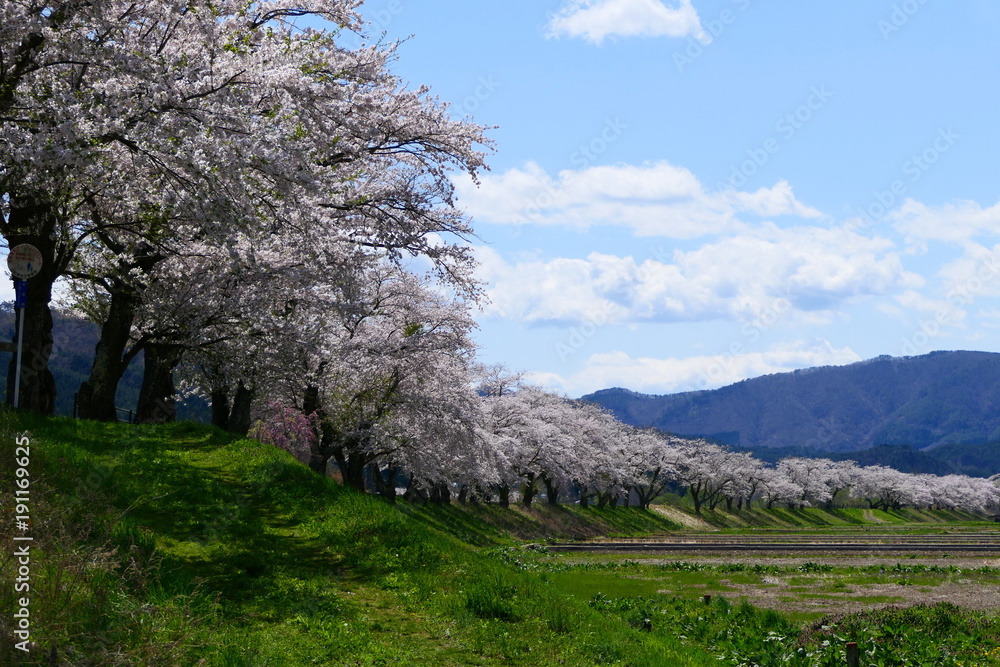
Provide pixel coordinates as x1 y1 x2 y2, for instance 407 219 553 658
366 0 1000 398
16 1 1000 400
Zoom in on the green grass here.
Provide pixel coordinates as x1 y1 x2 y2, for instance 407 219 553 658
404 500 683 544
0 413 720 665
680 505 989 530
3 411 1000 666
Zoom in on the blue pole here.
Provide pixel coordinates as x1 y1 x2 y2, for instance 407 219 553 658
13 279 27 408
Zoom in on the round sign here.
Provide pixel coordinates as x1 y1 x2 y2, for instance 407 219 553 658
7 244 42 280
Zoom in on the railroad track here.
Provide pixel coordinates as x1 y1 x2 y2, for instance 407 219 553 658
550 534 1000 553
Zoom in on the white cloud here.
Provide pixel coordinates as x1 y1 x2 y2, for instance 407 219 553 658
894 290 965 329
974 308 1000 330
529 340 861 396
546 0 708 44
937 243 1000 301
892 198 1000 250
475 225 921 325
720 180 825 220
456 161 823 239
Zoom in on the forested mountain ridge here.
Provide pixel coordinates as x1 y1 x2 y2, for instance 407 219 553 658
583 351 1000 472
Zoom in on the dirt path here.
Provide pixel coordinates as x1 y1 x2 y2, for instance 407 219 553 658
650 506 717 531
713 578 1000 615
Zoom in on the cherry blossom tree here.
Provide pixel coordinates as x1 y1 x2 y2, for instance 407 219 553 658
476 390 528 508
503 387 577 507
622 429 684 510
562 400 632 508
670 440 733 514
1 1 490 415
850 465 928 511
922 474 999 513
758 467 805 509
715 451 766 511
285 266 481 493
776 457 830 508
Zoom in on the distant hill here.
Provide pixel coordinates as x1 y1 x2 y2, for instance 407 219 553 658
583 351 1000 475
0 303 209 421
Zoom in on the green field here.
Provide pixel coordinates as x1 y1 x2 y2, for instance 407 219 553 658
3 412 1000 665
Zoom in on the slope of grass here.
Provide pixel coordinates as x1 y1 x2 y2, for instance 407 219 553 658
403 501 683 546
658 504 990 531
0 413 724 665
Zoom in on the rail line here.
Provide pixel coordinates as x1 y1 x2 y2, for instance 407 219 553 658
550 534 1000 553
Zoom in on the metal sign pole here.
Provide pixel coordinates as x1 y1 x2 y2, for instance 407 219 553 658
7 245 42 409
13 279 27 408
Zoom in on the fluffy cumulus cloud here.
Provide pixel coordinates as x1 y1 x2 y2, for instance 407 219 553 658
936 243 1000 304
475 225 921 325
883 200 1000 337
529 339 861 396
892 198 1000 249
546 0 708 44
455 161 823 238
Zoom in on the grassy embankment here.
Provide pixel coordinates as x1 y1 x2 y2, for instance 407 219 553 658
2 412 999 665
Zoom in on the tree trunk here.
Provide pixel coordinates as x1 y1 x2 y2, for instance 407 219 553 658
7 279 56 414
76 244 162 421
370 463 397 503
331 441 366 492
497 484 510 508
521 474 537 507
303 383 331 474
404 479 428 505
227 381 254 436
543 476 560 506
135 343 184 423
302 383 321 433
4 204 65 415
211 388 230 430
75 290 137 421
430 482 451 504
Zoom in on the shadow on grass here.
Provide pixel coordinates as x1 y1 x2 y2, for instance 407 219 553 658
404 502 682 544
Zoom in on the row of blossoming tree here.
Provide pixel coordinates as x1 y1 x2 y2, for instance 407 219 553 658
270 370 1000 513
251 363 1000 515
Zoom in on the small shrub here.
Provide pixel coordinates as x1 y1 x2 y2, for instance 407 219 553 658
248 403 318 464
463 573 520 621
